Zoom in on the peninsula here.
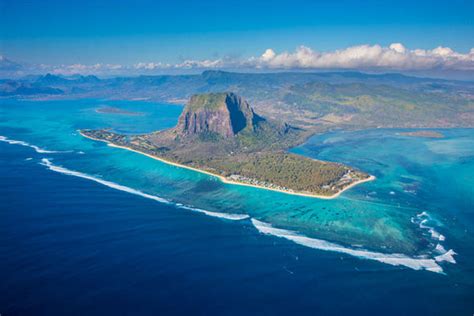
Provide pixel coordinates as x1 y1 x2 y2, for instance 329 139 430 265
80 92 373 198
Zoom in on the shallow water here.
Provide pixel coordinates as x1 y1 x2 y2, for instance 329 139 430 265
1 98 473 314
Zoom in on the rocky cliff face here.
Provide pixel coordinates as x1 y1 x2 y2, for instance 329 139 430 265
176 92 262 138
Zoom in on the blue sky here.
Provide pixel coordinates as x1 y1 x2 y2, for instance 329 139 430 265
0 0 473 76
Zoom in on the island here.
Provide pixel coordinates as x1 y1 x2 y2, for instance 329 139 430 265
398 130 444 138
95 106 144 116
80 92 374 198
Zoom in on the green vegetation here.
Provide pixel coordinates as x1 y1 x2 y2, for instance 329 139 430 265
280 81 470 127
187 93 228 110
200 152 353 195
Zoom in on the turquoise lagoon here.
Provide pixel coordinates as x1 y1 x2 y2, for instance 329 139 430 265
1 98 473 275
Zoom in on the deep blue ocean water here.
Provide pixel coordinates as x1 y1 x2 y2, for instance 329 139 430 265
1 99 473 315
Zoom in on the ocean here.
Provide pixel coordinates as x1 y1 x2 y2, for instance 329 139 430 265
1 98 473 315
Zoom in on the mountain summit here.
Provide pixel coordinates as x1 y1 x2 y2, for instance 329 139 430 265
176 92 263 138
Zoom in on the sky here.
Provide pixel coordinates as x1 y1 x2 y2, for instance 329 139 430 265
1 0 473 78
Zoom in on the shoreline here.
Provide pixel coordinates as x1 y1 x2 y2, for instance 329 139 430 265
80 131 375 199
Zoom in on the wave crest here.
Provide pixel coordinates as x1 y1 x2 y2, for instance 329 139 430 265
0 135 71 154
251 218 447 273
40 158 248 221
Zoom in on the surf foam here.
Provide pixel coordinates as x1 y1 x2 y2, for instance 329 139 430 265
40 158 248 221
435 243 447 253
251 218 445 273
435 249 457 264
412 212 456 266
0 135 71 154
415 212 446 241
178 205 249 220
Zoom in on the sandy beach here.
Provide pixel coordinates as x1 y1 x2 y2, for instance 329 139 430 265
80 131 375 199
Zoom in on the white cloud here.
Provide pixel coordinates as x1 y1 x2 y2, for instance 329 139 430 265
48 63 123 75
175 59 224 69
133 43 473 72
261 49 276 61
389 43 406 54
134 62 171 70
1 43 474 78
254 43 474 71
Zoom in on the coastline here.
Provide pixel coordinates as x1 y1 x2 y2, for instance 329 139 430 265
80 131 375 199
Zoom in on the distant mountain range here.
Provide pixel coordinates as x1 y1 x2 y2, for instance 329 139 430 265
2 70 473 130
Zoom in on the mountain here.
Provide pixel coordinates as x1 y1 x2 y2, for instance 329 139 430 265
0 80 63 96
176 92 260 137
75 75 101 84
169 92 298 152
36 74 71 85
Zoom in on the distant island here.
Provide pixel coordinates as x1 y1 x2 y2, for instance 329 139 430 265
80 92 373 198
96 106 144 116
399 130 444 138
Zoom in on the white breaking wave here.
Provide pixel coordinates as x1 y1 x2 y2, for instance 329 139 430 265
40 158 248 221
435 243 447 254
435 249 457 264
251 218 446 273
420 219 446 241
0 135 71 154
412 211 456 265
417 211 429 218
177 205 249 220
416 212 446 241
